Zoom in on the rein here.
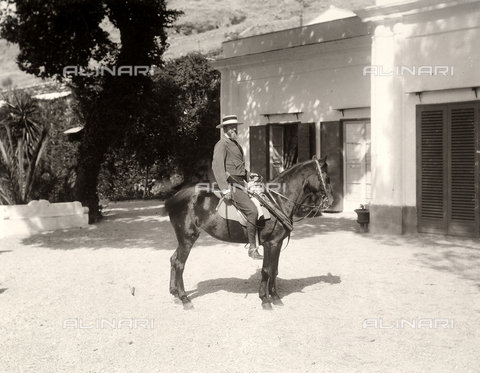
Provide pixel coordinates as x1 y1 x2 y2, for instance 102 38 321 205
265 188 323 223
265 158 328 223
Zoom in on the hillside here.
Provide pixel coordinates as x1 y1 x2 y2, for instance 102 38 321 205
0 0 375 89
164 0 375 59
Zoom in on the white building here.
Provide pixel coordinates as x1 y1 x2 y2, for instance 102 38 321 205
212 0 480 237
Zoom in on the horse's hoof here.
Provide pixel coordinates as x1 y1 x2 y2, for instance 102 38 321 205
262 302 274 310
183 302 195 310
272 298 284 307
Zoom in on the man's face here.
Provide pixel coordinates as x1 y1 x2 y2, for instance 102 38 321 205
224 125 238 140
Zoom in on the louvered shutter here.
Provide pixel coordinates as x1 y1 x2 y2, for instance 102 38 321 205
417 102 479 237
297 122 316 162
417 107 447 234
249 125 268 180
448 104 478 236
320 121 343 212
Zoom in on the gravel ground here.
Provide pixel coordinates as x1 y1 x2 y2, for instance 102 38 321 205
1 199 479 373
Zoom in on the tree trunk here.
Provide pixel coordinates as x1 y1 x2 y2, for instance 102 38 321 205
143 164 149 199
73 125 109 223
74 154 102 223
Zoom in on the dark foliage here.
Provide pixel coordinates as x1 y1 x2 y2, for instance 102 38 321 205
158 52 220 183
0 0 182 221
97 53 220 201
31 96 80 203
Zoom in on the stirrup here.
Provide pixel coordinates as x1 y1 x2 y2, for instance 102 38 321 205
248 247 263 260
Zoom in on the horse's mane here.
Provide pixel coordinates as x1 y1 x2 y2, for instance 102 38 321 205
163 186 197 216
269 159 315 183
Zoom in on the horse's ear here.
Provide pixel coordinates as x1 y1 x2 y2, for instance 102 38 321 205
312 154 328 164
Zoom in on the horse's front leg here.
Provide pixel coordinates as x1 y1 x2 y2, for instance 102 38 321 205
268 242 284 306
259 265 272 310
259 241 283 310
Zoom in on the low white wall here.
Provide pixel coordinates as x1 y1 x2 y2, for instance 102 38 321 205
1 200 89 237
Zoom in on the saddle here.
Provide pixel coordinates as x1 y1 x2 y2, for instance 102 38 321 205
213 189 271 227
205 180 294 232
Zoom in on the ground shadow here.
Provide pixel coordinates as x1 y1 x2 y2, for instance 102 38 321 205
186 270 341 301
287 213 480 289
0 251 12 255
289 212 358 239
413 247 480 289
0 288 7 294
17 200 183 251
365 231 480 288
19 201 182 251
18 202 358 252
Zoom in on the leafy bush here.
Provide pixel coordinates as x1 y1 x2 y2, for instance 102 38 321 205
0 90 49 204
32 96 80 203
95 52 220 201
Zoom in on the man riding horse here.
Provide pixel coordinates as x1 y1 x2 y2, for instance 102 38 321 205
211 115 264 260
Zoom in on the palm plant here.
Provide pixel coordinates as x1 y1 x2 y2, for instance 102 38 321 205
0 90 49 204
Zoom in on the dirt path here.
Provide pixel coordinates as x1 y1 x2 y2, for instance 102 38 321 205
1 200 479 372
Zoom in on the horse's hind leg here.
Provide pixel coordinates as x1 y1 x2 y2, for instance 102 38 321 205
169 230 199 310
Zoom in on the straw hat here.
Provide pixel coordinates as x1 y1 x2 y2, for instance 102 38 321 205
216 115 243 129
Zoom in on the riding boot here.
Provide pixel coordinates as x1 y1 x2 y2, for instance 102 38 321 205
246 223 263 260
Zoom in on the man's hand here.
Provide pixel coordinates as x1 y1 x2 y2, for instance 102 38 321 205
249 173 263 183
222 189 232 200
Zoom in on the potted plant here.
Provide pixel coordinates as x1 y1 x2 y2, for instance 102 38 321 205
354 204 370 230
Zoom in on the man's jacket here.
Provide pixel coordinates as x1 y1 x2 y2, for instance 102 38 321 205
212 136 247 191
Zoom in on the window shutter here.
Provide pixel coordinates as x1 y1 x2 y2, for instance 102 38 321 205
448 105 478 236
297 122 315 162
418 108 446 231
249 125 268 180
417 102 479 237
320 121 343 212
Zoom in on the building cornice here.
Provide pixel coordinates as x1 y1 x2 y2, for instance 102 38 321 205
211 35 372 70
356 0 480 22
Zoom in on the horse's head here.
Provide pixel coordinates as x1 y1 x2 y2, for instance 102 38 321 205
302 155 334 211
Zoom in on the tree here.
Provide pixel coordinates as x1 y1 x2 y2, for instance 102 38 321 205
156 53 221 182
0 90 49 204
0 0 181 221
112 53 220 195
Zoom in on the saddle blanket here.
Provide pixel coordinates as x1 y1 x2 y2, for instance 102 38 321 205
214 191 271 227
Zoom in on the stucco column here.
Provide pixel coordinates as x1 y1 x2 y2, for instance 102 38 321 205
369 20 406 234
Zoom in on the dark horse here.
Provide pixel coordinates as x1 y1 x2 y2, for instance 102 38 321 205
164 155 333 310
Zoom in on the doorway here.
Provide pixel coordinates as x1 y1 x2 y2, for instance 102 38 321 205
250 122 315 180
269 125 285 179
343 120 371 211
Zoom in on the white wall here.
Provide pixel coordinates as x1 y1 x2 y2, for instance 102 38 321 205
1 200 89 237
215 19 372 169
371 1 480 209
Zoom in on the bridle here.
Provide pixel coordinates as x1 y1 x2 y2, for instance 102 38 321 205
265 158 329 223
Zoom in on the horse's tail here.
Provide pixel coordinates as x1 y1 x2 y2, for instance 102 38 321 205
163 186 198 216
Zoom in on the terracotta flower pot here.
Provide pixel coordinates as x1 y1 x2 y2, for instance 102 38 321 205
354 209 370 225
354 208 370 231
